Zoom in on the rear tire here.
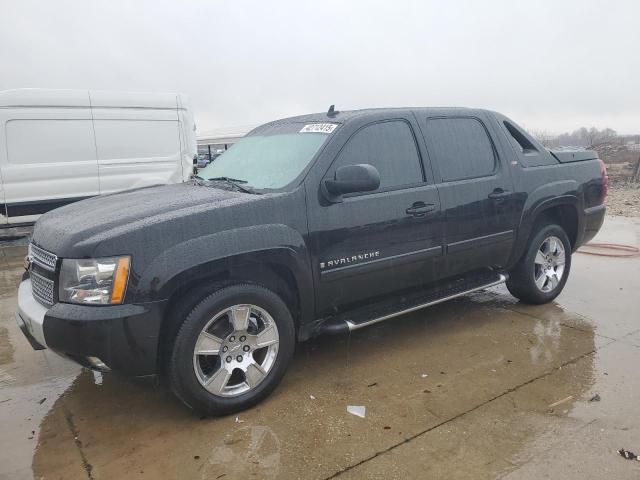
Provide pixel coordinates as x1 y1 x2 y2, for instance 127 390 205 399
506 223 571 304
168 283 295 416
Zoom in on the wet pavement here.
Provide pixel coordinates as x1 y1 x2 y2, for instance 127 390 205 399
1 216 639 479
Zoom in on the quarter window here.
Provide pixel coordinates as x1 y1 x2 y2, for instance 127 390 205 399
425 117 497 182
329 120 423 192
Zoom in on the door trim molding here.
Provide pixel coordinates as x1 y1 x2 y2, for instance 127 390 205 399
446 230 513 254
321 245 443 281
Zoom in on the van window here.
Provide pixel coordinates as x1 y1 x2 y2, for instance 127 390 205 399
6 119 96 164
425 117 496 182
93 120 179 160
329 120 423 191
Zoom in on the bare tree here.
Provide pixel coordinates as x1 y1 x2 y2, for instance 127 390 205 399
530 129 556 147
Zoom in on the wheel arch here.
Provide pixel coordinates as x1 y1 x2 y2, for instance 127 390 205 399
133 225 315 371
510 195 581 266
156 251 311 373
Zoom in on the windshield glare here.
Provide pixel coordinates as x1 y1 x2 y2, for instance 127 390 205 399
198 124 332 190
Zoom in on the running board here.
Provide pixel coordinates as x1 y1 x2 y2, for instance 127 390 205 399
319 271 508 335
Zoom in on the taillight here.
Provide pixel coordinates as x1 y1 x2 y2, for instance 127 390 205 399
598 159 608 203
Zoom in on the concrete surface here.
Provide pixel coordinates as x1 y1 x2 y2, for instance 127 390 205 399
1 216 639 479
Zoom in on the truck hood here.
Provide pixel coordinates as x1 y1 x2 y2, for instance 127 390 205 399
31 183 261 256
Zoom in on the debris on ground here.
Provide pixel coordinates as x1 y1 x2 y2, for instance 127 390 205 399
234 416 244 423
309 394 316 400
589 393 601 402
347 405 366 418
367 382 378 387
421 373 428 378
548 395 573 409
617 448 639 461
38 397 46 404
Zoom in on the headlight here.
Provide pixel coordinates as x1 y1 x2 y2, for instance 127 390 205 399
59 256 130 305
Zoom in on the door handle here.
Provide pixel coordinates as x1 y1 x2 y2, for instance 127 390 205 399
488 189 511 200
406 202 436 217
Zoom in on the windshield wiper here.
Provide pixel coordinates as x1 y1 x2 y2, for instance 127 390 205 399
192 175 211 186
206 176 257 194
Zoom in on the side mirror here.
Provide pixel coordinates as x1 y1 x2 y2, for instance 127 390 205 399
322 164 380 202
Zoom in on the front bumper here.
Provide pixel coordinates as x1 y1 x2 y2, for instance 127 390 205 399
16 278 167 376
17 279 48 349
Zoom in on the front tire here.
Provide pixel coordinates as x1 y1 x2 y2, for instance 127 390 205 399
506 223 572 304
168 283 295 416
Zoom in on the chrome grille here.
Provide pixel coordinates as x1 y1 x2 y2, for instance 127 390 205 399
31 271 55 306
30 243 58 271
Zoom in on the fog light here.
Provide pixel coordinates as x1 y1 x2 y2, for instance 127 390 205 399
86 356 110 372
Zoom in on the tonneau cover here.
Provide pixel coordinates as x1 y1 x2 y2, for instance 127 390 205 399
550 150 599 163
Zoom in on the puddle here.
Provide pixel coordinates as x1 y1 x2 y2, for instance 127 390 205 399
23 290 598 479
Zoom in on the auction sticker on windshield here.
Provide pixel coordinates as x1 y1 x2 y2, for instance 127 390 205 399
299 123 338 134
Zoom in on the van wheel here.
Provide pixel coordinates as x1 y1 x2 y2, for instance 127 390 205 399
506 223 572 304
168 284 295 416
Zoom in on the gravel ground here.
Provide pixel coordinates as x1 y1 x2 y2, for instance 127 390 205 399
606 182 640 217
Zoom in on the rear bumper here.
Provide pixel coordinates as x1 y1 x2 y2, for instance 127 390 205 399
577 204 606 248
16 278 167 376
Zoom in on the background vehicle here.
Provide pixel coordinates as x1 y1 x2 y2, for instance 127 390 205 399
0 88 196 227
195 154 211 169
16 107 607 415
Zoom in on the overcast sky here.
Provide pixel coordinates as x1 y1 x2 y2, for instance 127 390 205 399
1 0 638 134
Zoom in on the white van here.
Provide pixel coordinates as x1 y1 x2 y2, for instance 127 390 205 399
0 88 196 227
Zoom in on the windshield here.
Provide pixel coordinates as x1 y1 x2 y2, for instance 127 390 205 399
197 123 334 190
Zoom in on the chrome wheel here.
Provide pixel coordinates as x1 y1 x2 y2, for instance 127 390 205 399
533 235 566 293
193 304 279 397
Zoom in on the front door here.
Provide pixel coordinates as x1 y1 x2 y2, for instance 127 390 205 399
420 114 517 276
307 118 443 316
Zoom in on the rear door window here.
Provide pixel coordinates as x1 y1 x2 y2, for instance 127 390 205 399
425 117 497 182
328 120 423 192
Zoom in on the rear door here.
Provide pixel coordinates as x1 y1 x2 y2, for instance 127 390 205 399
307 117 443 315
91 104 182 194
0 106 100 225
420 114 517 276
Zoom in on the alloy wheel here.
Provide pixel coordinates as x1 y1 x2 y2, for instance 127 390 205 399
192 304 280 397
533 235 566 293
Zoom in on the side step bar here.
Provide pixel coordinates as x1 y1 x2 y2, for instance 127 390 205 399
319 272 508 336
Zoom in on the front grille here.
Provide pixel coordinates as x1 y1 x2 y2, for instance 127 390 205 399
30 243 58 271
31 271 55 306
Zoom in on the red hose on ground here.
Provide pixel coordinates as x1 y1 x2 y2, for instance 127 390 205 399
577 243 640 257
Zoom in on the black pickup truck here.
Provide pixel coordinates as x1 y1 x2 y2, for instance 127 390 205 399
16 107 607 415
